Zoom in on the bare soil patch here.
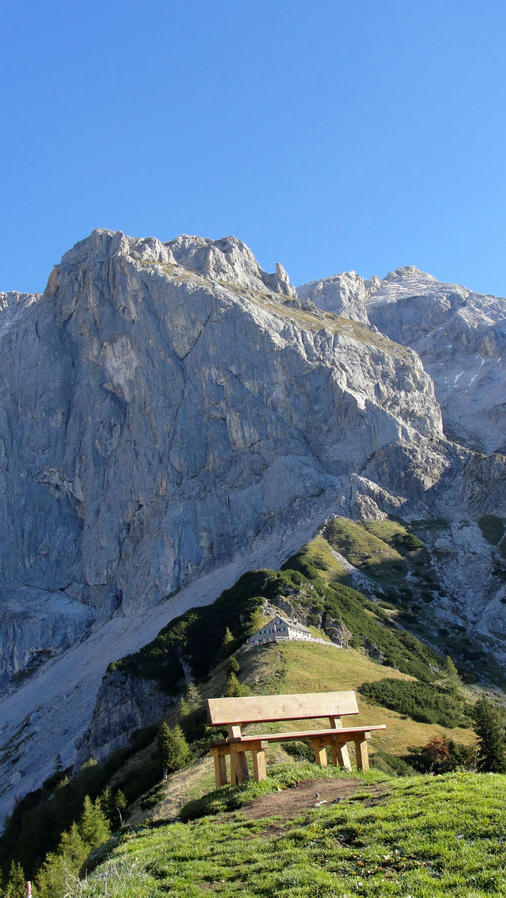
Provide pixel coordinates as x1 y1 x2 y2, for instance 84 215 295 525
240 778 389 821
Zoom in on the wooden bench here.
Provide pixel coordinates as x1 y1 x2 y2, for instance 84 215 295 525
207 691 385 787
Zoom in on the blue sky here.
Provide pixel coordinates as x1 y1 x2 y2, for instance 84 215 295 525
2 0 506 295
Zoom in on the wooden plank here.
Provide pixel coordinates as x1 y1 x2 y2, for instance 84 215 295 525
251 749 267 782
330 742 352 772
207 691 359 725
230 752 239 786
210 749 228 787
208 741 232 751
227 724 243 739
226 725 385 744
230 745 249 782
354 738 369 771
328 715 352 771
309 739 328 767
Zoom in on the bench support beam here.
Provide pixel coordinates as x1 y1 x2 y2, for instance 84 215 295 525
354 738 369 771
331 741 352 772
328 715 352 771
251 748 266 782
309 739 328 767
210 748 228 787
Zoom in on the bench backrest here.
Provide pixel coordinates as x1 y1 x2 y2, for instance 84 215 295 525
207 691 358 726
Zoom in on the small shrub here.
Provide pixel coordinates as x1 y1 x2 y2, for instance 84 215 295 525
359 678 471 727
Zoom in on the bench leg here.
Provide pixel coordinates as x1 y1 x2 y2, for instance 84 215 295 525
309 739 328 767
251 749 266 782
331 742 352 772
230 749 249 785
210 749 228 787
354 738 369 771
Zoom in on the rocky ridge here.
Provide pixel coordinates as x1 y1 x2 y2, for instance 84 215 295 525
300 265 506 454
0 230 504 825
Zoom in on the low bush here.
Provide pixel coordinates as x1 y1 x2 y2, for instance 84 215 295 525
359 678 472 727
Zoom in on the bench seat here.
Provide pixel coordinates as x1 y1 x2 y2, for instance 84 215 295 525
206 691 386 787
220 724 386 744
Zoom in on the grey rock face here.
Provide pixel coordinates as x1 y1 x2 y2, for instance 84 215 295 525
0 291 41 337
302 265 505 454
365 267 505 454
168 233 297 296
297 271 370 322
0 229 445 685
0 588 94 691
74 670 178 767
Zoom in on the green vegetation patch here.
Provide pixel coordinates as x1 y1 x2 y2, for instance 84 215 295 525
361 519 425 554
324 517 403 569
321 580 441 680
73 772 506 897
109 571 269 690
359 678 472 728
478 514 505 546
282 545 441 680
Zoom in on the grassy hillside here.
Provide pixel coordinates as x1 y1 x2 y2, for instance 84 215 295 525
67 766 506 897
2 520 499 893
237 641 474 757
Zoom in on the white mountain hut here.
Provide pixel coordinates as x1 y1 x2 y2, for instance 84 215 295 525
248 614 313 646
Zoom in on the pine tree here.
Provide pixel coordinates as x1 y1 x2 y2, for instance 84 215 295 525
78 795 111 850
227 656 240 676
36 816 96 898
36 849 77 898
184 682 201 710
224 671 241 697
113 789 127 827
247 606 264 635
178 695 190 718
4 860 26 898
157 722 190 774
473 696 506 773
444 656 461 692
219 626 234 659
179 682 201 719
100 785 113 821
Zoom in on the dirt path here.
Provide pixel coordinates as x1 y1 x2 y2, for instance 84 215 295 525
240 778 389 821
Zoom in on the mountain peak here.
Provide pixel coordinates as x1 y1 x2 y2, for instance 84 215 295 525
168 232 296 296
383 265 436 283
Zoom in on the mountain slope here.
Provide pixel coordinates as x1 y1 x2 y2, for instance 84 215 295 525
0 229 504 827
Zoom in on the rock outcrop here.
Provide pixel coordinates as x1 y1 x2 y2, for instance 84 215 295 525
301 265 506 454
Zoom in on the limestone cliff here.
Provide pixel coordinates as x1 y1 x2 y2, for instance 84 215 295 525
0 229 445 687
301 265 506 454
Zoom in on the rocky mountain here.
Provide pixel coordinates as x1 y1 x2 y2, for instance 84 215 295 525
0 230 504 825
300 265 506 454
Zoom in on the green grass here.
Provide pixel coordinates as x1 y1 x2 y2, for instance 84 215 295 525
289 535 350 585
361 520 425 554
70 770 506 897
238 641 475 757
324 518 403 570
